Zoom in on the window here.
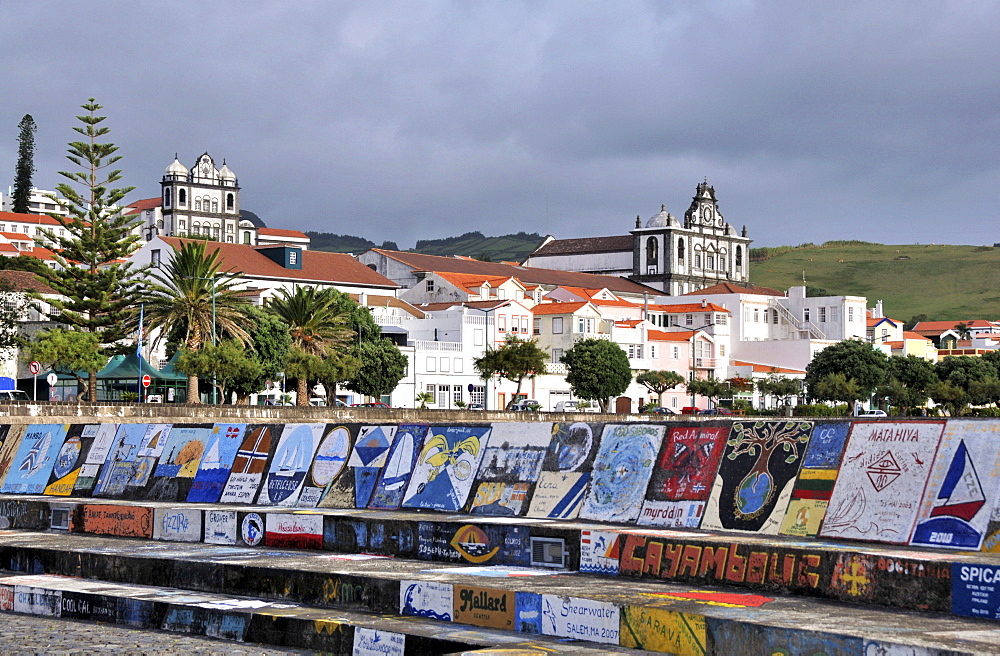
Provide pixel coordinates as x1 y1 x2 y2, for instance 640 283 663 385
716 313 727 326
677 238 685 262
646 237 658 267
195 199 202 211
179 189 186 205
437 385 449 407
425 279 434 292
425 384 436 403
881 328 888 342
552 317 563 334
819 307 827 322
704 313 712 325
719 345 726 356
243 232 251 244
211 199 219 212
473 328 484 346
773 310 779 324
227 236 233 243
510 315 519 333
736 245 743 267
179 220 186 229
289 250 298 265
707 254 715 270
650 345 656 358
685 314 693 326
577 317 593 333
848 307 855 321
441 357 450 372
227 193 234 210
453 388 462 406
695 254 702 268
164 188 171 207
804 308 811 322
227 224 234 233
533 318 541 335
551 348 563 363
499 315 507 332
151 249 161 267
673 346 679 359
426 357 436 372
754 309 760 322
521 317 529 333
627 345 643 359
454 358 463 373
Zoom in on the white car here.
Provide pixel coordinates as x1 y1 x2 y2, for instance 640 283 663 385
857 409 887 417
554 400 595 412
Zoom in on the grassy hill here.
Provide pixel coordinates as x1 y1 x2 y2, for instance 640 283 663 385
306 230 543 263
749 241 1000 322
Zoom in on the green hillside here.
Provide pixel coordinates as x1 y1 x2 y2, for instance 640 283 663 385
749 242 1000 322
306 230 543 263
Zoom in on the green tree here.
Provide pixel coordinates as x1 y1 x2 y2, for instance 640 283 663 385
812 372 861 408
346 338 408 400
473 334 548 408
635 370 685 407
875 355 937 414
415 391 434 409
936 356 996 397
29 328 106 393
928 380 966 416
12 114 36 214
0 280 28 360
804 339 888 402
687 378 730 409
224 307 290 404
561 338 631 413
142 240 251 403
176 340 260 404
755 374 801 409
267 285 357 406
34 99 143 401
954 322 972 341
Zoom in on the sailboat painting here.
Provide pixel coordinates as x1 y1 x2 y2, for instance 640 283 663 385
92 424 149 497
146 425 213 501
220 424 279 504
318 424 396 509
368 424 429 510
186 423 248 503
1 423 69 494
820 421 945 543
303 424 357 508
44 424 102 496
126 424 174 493
71 424 120 495
258 423 324 506
910 420 1000 550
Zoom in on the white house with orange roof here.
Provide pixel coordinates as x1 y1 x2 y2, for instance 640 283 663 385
730 360 806 410
400 271 532 307
544 286 645 321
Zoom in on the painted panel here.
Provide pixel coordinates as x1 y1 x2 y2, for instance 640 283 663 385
453 584 515 629
701 420 814 534
540 595 619 644
219 424 279 504
352 627 405 656
469 422 548 516
579 529 621 575
43 424 99 496
952 562 1000 620
263 513 323 549
368 423 429 510
152 507 203 542
911 420 1000 550
148 425 212 501
639 424 728 528
204 509 238 545
93 424 149 497
257 423 324 506
71 424 117 494
82 504 152 538
525 472 591 519
126 424 173 494
402 425 491 512
526 421 602 520
417 522 529 566
0 424 19 484
313 424 374 509
579 424 665 523
399 580 453 621
1 424 69 494
620 606 706 654
469 482 531 516
821 421 945 543
186 423 247 503
779 420 852 538
14 586 61 616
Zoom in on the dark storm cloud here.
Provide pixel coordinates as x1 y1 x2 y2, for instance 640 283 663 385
1 1 998 247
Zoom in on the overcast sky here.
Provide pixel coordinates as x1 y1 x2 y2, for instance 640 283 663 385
2 1 998 248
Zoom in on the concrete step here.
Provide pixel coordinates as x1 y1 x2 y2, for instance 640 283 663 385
0 571 627 654
2 531 1000 654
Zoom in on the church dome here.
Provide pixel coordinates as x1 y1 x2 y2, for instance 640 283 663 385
164 156 188 176
218 160 236 181
645 204 676 228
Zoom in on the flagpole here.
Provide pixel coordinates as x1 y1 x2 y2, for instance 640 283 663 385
136 303 144 403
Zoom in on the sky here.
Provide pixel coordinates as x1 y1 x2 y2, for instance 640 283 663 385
1 1 998 249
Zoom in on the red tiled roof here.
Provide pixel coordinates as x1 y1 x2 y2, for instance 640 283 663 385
435 271 519 292
682 282 785 296
349 293 424 318
369 248 658 295
0 244 19 254
732 360 805 374
531 301 589 315
0 211 61 226
912 320 995 336
529 235 633 257
616 319 643 327
0 231 32 241
902 331 931 341
648 329 697 341
125 198 161 213
417 300 515 313
258 227 309 239
160 237 397 288
0 269 57 294
867 317 899 327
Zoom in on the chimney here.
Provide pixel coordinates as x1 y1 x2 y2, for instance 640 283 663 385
701 299 707 308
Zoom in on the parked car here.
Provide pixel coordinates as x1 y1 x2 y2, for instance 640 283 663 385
857 409 887 417
650 406 676 415
509 399 541 412
698 407 734 416
351 402 390 409
0 390 30 402
679 406 700 415
466 403 485 411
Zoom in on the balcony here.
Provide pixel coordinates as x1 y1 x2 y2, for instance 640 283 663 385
693 357 716 369
412 340 463 352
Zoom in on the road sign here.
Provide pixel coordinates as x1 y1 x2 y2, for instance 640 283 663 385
28 361 40 375
46 372 57 386
141 374 151 388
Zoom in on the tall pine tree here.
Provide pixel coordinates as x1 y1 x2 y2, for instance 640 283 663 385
36 99 144 401
12 114 36 214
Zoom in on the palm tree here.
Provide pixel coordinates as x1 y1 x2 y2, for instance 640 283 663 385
267 286 356 405
142 240 251 402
